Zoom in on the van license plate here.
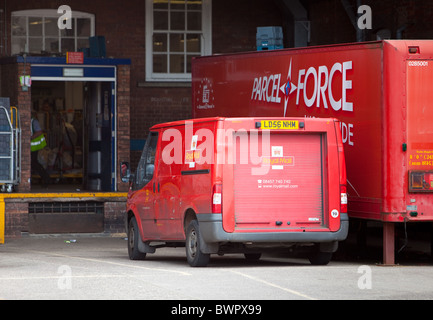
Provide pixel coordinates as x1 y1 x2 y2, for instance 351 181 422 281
261 120 299 130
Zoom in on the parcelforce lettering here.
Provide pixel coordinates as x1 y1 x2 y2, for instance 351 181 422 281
251 74 282 103
251 60 354 112
250 60 355 147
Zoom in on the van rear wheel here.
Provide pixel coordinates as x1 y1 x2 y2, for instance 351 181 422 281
185 220 210 267
308 251 332 265
128 216 147 260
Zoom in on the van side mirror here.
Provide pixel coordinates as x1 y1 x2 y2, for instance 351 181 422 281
120 162 132 183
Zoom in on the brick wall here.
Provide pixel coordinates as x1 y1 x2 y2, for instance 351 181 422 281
4 0 433 171
17 63 32 192
4 199 126 238
116 65 131 192
104 201 126 235
2 0 287 170
2 0 433 237
5 202 28 238
129 86 192 167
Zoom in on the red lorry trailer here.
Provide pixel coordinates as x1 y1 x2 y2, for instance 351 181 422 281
122 117 347 266
192 40 433 265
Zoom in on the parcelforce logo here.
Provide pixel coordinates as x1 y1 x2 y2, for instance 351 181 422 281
251 59 354 116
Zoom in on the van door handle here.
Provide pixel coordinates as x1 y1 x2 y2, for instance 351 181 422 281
153 182 156 193
158 182 160 193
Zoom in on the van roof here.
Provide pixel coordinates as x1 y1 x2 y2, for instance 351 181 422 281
150 117 339 131
150 117 224 130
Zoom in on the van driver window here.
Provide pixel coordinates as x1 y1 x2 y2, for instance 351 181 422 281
134 132 158 190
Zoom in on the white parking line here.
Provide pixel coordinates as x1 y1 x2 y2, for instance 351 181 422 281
227 269 317 300
32 250 192 276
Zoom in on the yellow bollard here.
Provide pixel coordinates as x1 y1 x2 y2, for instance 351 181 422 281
0 194 4 244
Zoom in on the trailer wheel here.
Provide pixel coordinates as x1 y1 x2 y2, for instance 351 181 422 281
185 220 210 267
128 216 147 260
308 250 332 265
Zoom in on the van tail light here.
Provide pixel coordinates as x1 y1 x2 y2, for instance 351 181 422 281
340 185 347 213
212 184 222 213
409 171 433 192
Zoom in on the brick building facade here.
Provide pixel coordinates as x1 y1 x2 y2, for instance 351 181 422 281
3 0 433 167
1 0 432 237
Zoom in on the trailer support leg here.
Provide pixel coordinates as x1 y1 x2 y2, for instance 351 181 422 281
383 222 395 265
0 195 4 244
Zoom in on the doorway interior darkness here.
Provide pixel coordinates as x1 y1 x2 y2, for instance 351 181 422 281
31 80 114 192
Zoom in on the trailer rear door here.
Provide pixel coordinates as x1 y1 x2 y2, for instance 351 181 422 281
232 130 325 231
407 59 433 192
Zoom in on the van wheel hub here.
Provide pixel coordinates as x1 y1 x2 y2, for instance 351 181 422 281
188 229 198 258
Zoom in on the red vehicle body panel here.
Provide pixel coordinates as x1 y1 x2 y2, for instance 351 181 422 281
192 40 433 223
126 117 347 247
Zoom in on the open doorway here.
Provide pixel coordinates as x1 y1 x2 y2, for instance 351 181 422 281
31 80 114 192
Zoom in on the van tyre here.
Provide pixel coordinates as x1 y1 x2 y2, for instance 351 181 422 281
128 216 147 260
186 220 210 267
308 250 332 265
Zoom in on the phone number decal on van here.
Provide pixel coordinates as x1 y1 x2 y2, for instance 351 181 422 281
261 120 299 130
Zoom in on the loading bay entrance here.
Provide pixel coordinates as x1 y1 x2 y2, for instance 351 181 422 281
0 56 131 239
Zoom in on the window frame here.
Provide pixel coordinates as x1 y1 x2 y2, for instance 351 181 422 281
145 0 212 82
11 9 95 55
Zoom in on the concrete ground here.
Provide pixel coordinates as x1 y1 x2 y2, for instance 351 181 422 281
1 232 433 301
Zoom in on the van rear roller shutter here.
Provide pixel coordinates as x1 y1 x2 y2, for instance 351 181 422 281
233 133 324 230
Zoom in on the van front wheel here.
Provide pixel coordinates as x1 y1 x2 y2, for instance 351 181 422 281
128 216 147 260
185 220 210 267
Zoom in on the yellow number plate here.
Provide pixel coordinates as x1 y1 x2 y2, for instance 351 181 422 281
260 120 299 130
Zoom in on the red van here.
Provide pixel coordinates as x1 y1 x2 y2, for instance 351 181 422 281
121 117 348 266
